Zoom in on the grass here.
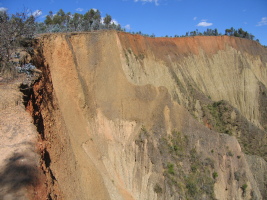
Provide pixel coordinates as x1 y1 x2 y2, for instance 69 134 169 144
167 163 175 175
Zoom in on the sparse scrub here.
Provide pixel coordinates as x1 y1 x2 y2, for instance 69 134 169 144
212 172 218 179
201 96 267 162
227 150 234 157
135 125 148 144
161 145 216 199
162 130 188 158
154 184 163 194
241 183 248 196
167 163 175 175
203 157 215 169
203 100 233 135
190 164 198 173
186 180 198 197
141 125 147 133
124 51 130 66
234 171 241 181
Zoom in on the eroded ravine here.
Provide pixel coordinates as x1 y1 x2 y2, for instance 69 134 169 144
22 31 267 199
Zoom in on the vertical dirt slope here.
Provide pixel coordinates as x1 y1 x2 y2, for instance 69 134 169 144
118 32 267 130
32 31 267 200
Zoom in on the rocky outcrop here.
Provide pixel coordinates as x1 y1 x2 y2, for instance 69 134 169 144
30 31 267 199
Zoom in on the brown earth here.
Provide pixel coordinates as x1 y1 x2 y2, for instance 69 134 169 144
0 77 47 200
1 30 266 200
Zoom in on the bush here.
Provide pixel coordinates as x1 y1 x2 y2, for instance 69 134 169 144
212 172 218 179
241 183 247 193
186 181 198 196
0 9 35 78
167 163 175 175
154 184 163 194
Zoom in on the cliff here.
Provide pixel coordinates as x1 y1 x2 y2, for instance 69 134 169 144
28 30 267 199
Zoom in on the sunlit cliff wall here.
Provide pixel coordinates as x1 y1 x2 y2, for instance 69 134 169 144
32 31 267 200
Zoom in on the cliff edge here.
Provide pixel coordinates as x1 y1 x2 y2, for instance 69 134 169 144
29 31 267 200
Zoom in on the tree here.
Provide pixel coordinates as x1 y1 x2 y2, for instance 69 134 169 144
0 9 36 76
83 9 101 30
70 13 83 31
57 9 65 18
84 9 95 25
230 27 234 36
214 28 218 36
37 8 123 33
225 28 233 36
65 12 71 30
44 11 54 25
44 15 53 25
93 10 101 23
190 31 196 36
233 31 240 37
249 34 255 40
103 14 112 28
238 28 245 37
225 27 235 36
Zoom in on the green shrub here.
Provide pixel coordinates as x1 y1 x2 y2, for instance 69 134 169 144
186 181 198 197
212 172 218 179
167 163 175 175
241 183 247 193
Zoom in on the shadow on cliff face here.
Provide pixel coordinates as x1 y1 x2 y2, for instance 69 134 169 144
0 152 39 198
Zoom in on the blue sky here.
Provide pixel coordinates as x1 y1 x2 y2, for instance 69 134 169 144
1 0 267 45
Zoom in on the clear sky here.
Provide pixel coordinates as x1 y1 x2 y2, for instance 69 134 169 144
1 0 267 45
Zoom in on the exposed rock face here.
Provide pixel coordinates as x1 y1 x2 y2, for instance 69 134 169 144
31 31 267 199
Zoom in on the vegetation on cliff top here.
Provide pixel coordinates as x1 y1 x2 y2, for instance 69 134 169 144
38 8 123 33
0 9 35 78
38 9 258 42
0 7 262 78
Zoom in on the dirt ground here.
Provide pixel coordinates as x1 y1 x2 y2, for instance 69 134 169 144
0 76 45 200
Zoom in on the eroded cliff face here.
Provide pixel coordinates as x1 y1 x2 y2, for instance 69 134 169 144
31 31 267 199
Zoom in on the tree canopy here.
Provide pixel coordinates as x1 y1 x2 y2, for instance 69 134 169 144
37 8 122 33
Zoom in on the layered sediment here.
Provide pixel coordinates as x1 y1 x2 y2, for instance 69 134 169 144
28 31 267 200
